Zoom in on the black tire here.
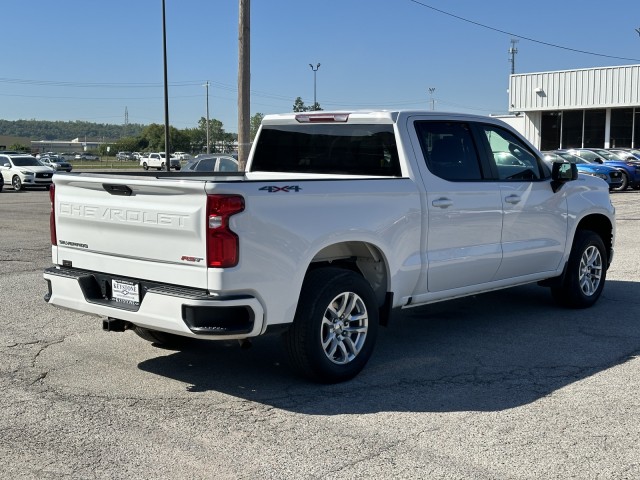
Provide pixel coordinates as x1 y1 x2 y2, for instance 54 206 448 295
284 268 379 383
142 162 149 171
133 326 190 347
12 175 23 191
551 230 607 309
612 171 628 191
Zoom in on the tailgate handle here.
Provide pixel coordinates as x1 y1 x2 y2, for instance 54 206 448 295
102 184 133 196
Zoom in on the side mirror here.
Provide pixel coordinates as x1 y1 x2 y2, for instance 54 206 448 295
2 163 9 168
552 161 578 181
550 161 578 192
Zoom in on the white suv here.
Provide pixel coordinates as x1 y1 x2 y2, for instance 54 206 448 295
0 154 54 190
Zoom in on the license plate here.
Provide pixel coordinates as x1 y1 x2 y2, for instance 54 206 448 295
111 279 140 305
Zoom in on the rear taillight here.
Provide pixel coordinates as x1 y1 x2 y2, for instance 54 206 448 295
49 184 57 245
206 194 245 268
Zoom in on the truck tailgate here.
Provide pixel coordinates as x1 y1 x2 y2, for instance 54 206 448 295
52 174 210 289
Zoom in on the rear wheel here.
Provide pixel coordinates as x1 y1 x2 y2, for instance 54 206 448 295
551 230 607 308
284 268 379 383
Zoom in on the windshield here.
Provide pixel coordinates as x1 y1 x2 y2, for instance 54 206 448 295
591 149 620 160
572 150 601 163
12 157 42 167
557 152 588 164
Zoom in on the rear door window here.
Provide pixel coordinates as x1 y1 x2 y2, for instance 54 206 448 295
414 121 484 181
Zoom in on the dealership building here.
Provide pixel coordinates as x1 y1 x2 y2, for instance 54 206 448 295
502 64 640 151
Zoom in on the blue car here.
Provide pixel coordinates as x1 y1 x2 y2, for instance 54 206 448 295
543 151 623 191
560 148 640 191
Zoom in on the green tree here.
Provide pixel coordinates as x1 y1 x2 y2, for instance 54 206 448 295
309 102 323 112
184 127 206 153
196 117 232 153
250 113 264 141
8 143 29 152
293 97 308 112
141 124 165 151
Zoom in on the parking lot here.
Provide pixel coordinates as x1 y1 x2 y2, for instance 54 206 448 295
1 188 639 479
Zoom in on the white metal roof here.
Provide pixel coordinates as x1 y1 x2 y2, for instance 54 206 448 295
509 64 640 112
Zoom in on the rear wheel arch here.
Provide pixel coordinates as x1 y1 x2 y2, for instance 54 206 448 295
284 266 379 382
308 241 390 309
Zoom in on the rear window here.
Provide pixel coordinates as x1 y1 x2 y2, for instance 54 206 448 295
251 124 401 176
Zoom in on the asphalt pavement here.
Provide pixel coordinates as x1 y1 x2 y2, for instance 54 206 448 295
1 188 638 479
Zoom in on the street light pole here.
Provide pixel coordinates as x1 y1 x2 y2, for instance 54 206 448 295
309 63 320 110
428 87 436 111
203 81 210 154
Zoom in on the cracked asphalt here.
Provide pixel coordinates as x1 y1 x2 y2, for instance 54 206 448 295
1 188 639 479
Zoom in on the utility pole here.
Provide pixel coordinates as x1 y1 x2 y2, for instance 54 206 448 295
203 81 210 154
309 63 320 110
124 106 129 138
238 0 250 170
161 0 170 171
509 38 519 75
428 87 436 110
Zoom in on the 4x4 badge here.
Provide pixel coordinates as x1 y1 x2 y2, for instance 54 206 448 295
259 186 302 193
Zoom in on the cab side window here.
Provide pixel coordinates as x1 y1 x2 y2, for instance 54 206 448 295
481 125 543 181
415 121 483 181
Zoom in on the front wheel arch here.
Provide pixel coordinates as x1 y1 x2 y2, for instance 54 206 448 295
551 230 607 308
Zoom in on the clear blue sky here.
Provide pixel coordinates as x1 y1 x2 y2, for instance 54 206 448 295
2 0 639 134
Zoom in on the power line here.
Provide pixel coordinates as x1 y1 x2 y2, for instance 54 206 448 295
407 0 640 62
0 77 205 88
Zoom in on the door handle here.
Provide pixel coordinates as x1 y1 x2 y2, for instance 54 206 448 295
504 194 521 204
432 198 453 208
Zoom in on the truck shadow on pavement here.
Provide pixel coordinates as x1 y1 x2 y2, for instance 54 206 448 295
137 280 640 414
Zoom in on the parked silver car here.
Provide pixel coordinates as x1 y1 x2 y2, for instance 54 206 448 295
183 155 239 172
0 154 54 190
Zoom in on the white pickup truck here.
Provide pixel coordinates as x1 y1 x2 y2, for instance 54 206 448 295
139 152 181 171
43 111 615 383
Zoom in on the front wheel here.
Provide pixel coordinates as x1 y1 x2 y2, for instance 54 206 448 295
612 171 628 191
142 162 149 171
284 268 379 383
12 175 23 191
551 230 607 308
